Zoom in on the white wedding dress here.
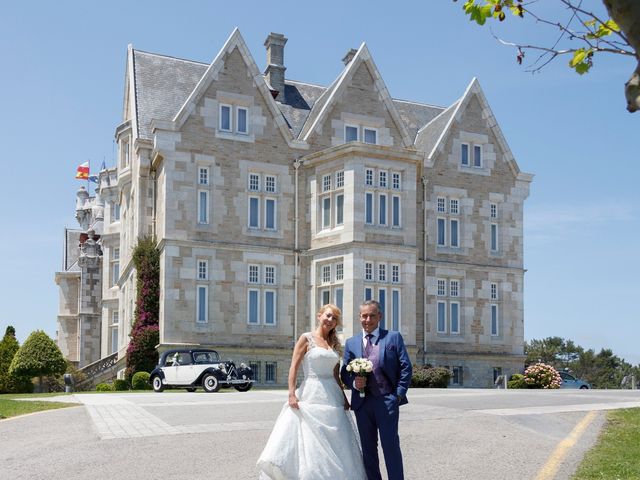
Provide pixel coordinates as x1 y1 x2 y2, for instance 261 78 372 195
257 333 366 480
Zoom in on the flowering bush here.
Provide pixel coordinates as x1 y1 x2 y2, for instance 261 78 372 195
524 362 562 389
410 365 451 388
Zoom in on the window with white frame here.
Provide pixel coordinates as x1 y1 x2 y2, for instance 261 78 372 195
364 168 402 229
344 125 378 144
318 260 344 311
111 248 120 287
247 173 278 232
219 103 250 136
490 282 498 300
435 277 462 334
109 311 119 354
196 285 208 323
436 195 461 249
364 260 401 331
111 203 120 223
198 190 209 224
198 260 208 280
318 170 344 231
199 167 209 186
247 264 277 325
491 223 499 252
460 142 483 168
490 203 498 219
491 304 499 336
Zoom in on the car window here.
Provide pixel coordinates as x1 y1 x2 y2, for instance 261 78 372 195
560 372 575 381
194 352 211 364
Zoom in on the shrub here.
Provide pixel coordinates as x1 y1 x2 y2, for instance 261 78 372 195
9 330 67 392
0 326 33 393
131 371 151 390
125 326 159 380
96 383 114 392
508 373 527 389
113 379 130 391
411 365 451 388
524 362 562 389
45 360 89 392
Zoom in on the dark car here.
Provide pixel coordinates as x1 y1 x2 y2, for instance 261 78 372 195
559 371 590 389
150 348 254 393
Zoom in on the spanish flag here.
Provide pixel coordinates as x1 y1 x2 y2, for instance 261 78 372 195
75 162 89 180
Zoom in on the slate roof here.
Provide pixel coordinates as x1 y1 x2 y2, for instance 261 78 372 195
414 100 460 158
131 48 450 144
64 228 82 272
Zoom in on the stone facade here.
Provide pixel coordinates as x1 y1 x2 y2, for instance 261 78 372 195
56 29 532 387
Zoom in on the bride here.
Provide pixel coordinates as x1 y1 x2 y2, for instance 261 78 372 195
257 304 367 480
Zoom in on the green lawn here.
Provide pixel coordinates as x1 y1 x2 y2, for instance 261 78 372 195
0 396 78 420
573 408 640 479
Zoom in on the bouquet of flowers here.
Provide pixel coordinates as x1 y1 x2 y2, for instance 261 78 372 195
346 358 373 397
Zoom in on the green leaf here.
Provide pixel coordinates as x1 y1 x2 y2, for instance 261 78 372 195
574 62 591 75
605 19 620 32
584 19 596 27
570 49 587 67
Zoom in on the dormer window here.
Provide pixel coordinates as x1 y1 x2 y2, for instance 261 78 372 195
344 125 378 145
219 103 249 135
237 107 248 134
473 145 482 167
220 104 232 132
345 125 358 142
364 128 377 144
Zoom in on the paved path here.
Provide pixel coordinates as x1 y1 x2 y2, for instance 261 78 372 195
2 389 639 479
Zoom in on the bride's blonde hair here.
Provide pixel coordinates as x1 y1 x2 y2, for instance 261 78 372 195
317 304 342 353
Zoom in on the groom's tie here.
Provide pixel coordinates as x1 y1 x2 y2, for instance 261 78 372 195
364 334 373 358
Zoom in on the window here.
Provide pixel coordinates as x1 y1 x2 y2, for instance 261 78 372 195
493 367 502 384
491 304 499 336
199 167 209 186
452 366 463 386
391 264 400 284
111 203 120 223
265 198 276 230
265 362 277 383
319 170 345 231
436 195 462 249
237 107 248 134
378 170 387 188
317 260 344 311
365 169 374 186
365 192 374 225
473 145 482 167
247 264 278 325
110 311 119 354
249 197 260 228
491 224 498 252
345 125 358 142
265 175 276 193
378 194 387 226
364 128 377 144
196 285 208 323
364 261 402 331
490 283 498 300
436 277 462 334
249 362 261 383
490 203 497 219
198 260 208 280
219 104 232 132
198 190 209 224
248 173 279 232
111 248 120 287
392 172 401 190
249 174 260 191
392 196 401 228
461 143 469 166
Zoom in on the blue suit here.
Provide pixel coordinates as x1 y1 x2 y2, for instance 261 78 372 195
341 329 412 480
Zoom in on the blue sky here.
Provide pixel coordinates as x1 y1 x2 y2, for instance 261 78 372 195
1 1 638 365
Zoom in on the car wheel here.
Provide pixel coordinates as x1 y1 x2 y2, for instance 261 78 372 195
202 374 220 393
152 375 164 393
580 385 589 389
186 387 197 392
234 382 253 392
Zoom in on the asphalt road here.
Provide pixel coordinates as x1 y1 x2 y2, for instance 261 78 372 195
2 388 640 480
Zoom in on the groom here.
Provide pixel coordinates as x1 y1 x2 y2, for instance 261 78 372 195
341 300 413 480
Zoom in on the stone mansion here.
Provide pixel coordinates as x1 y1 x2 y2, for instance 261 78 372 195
55 29 533 388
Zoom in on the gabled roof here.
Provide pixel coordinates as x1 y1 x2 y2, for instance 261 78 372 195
172 28 294 145
417 78 523 178
298 43 414 147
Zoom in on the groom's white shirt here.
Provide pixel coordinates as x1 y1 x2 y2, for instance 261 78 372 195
361 327 381 348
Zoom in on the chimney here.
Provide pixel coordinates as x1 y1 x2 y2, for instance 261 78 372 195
342 48 358 66
264 32 287 101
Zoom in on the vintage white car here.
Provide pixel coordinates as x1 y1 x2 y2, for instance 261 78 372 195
150 348 254 393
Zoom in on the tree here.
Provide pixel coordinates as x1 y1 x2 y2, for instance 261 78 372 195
9 330 66 392
456 0 640 112
125 237 160 379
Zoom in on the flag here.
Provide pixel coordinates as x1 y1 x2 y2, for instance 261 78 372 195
89 175 99 183
75 162 89 180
